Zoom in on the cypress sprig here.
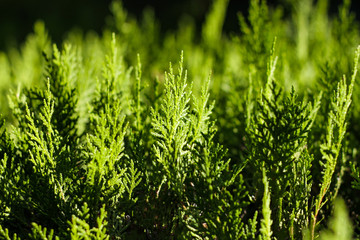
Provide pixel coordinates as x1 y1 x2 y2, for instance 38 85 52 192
30 222 59 240
69 203 109 240
190 73 214 146
151 52 192 196
260 167 272 240
0 225 21 240
248 41 320 238
310 45 360 239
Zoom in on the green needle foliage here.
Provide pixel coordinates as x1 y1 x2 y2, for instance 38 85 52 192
311 46 360 239
1 0 360 239
259 168 273 240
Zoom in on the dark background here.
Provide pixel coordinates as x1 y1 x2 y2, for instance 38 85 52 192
0 0 358 51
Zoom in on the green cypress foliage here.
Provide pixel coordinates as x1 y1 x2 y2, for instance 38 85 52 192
1 0 360 239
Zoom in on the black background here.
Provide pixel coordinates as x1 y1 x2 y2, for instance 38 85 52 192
0 0 358 51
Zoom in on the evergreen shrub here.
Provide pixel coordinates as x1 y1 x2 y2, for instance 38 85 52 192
1 0 360 239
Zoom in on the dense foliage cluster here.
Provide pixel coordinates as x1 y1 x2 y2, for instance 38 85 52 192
1 0 360 239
